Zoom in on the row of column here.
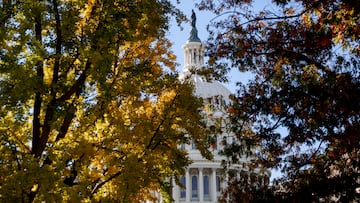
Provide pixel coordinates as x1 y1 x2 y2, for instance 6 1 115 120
173 168 220 203
183 47 204 67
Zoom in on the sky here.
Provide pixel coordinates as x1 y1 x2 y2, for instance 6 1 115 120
167 0 274 91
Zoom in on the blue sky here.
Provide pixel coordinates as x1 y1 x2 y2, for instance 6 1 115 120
167 0 274 91
168 1 239 91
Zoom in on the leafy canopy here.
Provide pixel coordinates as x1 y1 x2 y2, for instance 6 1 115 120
0 0 212 202
197 0 360 202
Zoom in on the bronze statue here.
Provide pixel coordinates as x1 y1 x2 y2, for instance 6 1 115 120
191 9 196 28
188 9 201 42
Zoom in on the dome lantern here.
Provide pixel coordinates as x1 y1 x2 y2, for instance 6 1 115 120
182 10 204 73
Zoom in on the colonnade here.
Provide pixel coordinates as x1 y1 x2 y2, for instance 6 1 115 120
183 47 204 66
182 42 204 72
173 167 223 203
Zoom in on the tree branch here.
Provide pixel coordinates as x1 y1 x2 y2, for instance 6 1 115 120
51 0 62 85
279 49 329 73
32 1 44 158
55 103 76 141
146 90 180 150
57 61 90 102
253 48 329 73
237 0 323 26
90 170 122 198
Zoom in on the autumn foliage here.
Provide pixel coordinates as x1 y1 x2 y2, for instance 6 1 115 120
0 0 211 202
198 0 359 202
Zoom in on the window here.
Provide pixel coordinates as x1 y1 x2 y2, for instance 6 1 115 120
215 96 219 105
191 176 198 199
222 136 227 146
191 140 197 150
180 143 185 150
203 175 210 198
180 176 186 199
264 175 270 186
212 136 217 150
216 176 221 192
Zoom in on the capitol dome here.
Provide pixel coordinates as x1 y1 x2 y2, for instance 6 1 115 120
171 11 237 203
169 10 270 203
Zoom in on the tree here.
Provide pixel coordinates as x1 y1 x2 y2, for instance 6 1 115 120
197 0 360 202
0 0 212 202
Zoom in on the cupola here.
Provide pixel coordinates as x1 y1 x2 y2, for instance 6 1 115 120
182 10 204 73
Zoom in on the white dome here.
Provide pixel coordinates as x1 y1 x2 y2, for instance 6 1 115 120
192 75 232 102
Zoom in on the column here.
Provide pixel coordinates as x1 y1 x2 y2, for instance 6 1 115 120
225 171 229 189
188 49 192 65
199 168 203 202
212 168 217 202
186 49 190 65
186 169 191 202
172 177 178 203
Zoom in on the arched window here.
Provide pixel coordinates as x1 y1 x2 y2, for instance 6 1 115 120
203 175 210 198
191 176 198 199
180 176 186 199
222 136 227 146
191 140 197 150
264 175 270 186
216 176 221 192
215 96 219 105
211 136 217 150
